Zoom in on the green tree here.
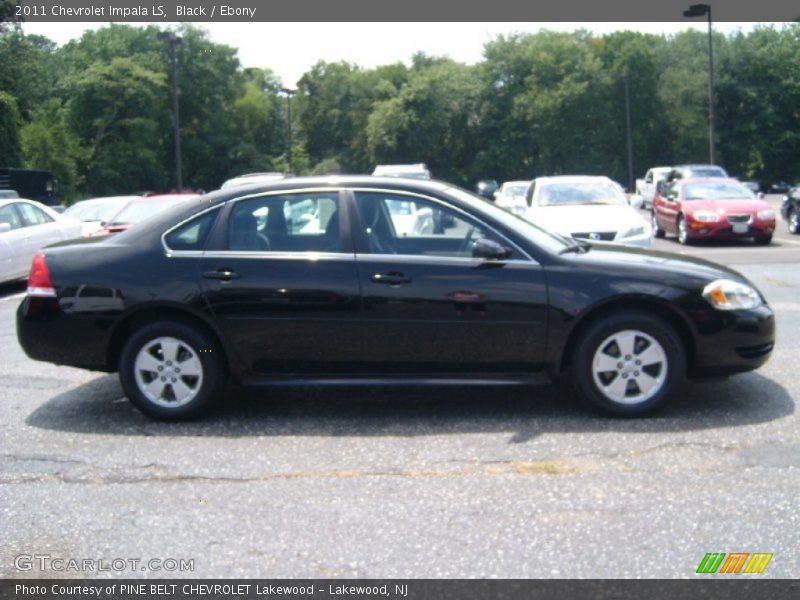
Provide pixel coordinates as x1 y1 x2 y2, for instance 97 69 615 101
63 56 168 195
21 100 85 202
366 58 480 185
0 91 22 166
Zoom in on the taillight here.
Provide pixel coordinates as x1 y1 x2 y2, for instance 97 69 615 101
28 252 56 297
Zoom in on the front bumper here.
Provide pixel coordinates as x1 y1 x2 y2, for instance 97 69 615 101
686 218 776 240
690 304 775 377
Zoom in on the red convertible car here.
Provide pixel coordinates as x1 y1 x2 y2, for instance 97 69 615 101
652 178 776 245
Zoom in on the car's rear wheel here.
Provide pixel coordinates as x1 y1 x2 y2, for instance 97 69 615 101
677 215 691 245
788 209 798 234
570 311 686 416
651 211 665 238
119 321 227 421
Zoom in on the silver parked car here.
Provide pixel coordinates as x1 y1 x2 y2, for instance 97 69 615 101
0 199 82 283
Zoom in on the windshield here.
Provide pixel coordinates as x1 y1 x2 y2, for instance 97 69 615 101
503 184 529 198
108 199 180 225
63 198 134 222
684 182 754 200
537 181 627 206
445 186 570 254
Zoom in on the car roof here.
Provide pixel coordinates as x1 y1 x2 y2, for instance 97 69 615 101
135 193 201 202
674 164 726 170
72 195 141 204
0 197 45 208
534 175 614 185
206 175 451 201
677 177 742 185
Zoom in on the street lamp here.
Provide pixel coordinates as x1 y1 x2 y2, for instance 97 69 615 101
280 87 297 173
617 72 635 194
158 30 183 191
683 3 716 165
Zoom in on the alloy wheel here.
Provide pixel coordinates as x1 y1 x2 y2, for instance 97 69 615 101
678 217 689 244
133 336 204 408
591 329 668 405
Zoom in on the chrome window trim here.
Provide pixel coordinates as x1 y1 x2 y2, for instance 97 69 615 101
200 250 355 261
355 253 539 268
161 204 223 257
348 186 537 264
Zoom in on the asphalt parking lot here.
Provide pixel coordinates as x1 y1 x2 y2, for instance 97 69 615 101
1 202 798 579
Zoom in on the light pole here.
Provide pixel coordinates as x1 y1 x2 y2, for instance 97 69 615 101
158 31 183 191
618 71 634 194
280 87 297 173
683 3 715 165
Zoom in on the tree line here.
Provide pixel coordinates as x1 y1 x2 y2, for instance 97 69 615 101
0 22 798 203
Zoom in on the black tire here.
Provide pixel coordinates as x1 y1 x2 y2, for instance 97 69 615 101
754 234 772 245
677 215 692 245
118 320 227 421
570 311 686 416
651 210 665 238
788 209 798 235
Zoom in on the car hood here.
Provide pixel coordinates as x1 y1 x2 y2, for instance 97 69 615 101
525 204 646 233
683 199 771 214
565 244 750 285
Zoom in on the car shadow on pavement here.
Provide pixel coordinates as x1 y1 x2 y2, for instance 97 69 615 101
25 371 794 443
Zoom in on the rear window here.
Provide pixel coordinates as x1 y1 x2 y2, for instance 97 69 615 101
164 209 219 251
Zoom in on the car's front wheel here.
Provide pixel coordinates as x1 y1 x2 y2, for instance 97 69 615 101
570 311 686 416
677 215 691 245
119 320 227 421
755 234 773 245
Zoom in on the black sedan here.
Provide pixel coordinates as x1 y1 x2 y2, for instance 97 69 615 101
780 187 799 234
17 177 775 420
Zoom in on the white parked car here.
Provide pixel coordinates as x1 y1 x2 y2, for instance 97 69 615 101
61 196 140 237
0 199 82 283
372 163 431 179
524 176 653 248
493 180 531 215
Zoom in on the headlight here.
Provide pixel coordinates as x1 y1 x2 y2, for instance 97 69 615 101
702 279 762 311
692 210 720 223
757 209 775 220
620 224 649 239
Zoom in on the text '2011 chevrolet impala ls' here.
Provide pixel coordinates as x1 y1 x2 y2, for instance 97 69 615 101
17 177 774 420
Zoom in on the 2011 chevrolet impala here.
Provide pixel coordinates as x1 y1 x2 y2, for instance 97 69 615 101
17 177 775 420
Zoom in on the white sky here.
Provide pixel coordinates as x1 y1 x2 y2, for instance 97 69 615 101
21 22 771 87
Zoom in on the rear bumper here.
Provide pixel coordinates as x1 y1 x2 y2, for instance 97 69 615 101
690 305 775 377
16 297 112 371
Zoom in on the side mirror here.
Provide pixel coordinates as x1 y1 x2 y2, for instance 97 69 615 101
0 223 10 234
473 237 511 260
757 192 765 200
628 195 644 210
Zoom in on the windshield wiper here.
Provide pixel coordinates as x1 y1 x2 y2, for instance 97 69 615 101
559 239 591 255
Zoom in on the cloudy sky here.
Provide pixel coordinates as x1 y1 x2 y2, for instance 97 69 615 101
21 21 771 88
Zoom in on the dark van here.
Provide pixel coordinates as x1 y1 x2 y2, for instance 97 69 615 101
0 168 58 205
